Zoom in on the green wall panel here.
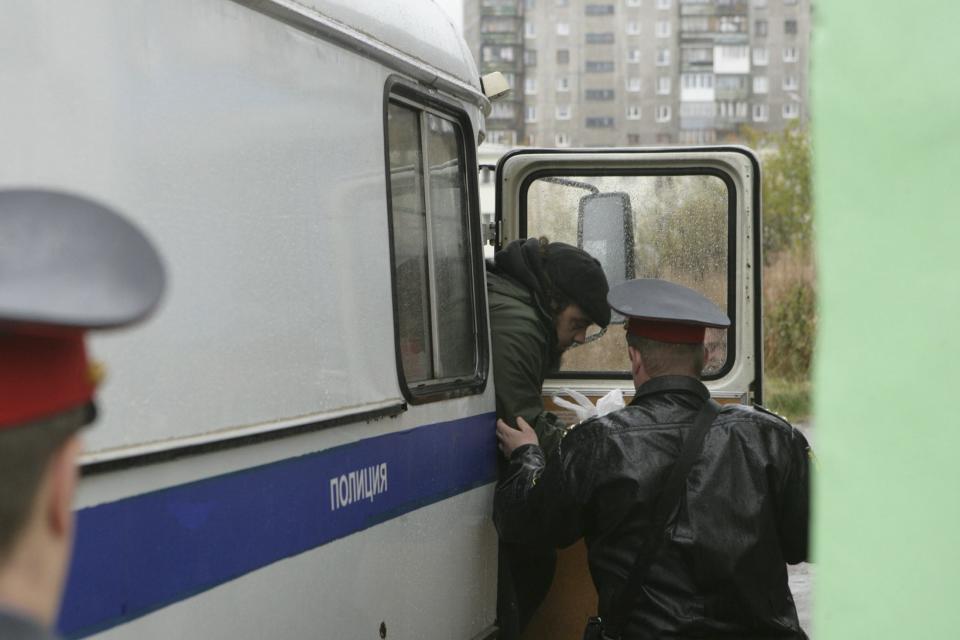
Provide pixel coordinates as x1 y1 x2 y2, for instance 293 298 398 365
812 1 960 637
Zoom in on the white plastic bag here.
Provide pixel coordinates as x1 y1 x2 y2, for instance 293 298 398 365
552 388 598 423
552 387 626 423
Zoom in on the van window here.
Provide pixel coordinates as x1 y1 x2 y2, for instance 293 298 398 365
385 94 486 401
523 172 733 378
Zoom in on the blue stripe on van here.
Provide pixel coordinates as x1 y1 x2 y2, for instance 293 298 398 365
57 412 497 638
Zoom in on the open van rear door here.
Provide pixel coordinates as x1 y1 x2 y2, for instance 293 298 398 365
495 146 763 409
494 146 764 639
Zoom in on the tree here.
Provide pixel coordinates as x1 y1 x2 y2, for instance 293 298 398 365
746 124 813 261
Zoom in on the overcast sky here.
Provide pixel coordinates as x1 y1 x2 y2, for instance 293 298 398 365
432 0 464 32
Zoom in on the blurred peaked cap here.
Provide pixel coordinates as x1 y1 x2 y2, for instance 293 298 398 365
608 278 729 344
0 189 166 430
542 242 611 327
0 189 166 331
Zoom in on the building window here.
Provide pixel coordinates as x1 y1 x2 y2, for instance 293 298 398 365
627 77 642 92
784 19 798 35
500 47 514 62
385 96 485 400
489 102 516 119
481 17 517 34
525 21 536 38
656 20 671 37
556 0 569 6
502 72 516 89
783 75 799 91
585 4 615 15
655 105 671 122
524 0 536 8
752 46 769 66
718 101 746 119
680 102 717 118
755 19 768 37
556 104 572 119
681 73 714 89
681 16 709 32
656 0 671 9
752 103 769 122
720 16 746 33
627 133 642 145
524 77 537 94
656 76 671 94
783 46 799 62
656 133 672 144
626 105 642 120
626 21 641 35
586 32 615 44
487 130 517 146
557 22 571 36
683 47 712 64
626 0 642 6
714 45 749 73
556 49 570 64
782 103 800 119
524 49 537 66
556 76 571 91
628 48 642 63
656 48 671 66
586 88 616 100
585 116 615 128
525 106 537 122
753 0 767 6
716 75 747 91
678 129 717 144
753 76 769 94
586 60 616 72
555 132 571 147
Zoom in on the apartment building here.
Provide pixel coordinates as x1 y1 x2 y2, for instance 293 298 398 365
464 0 810 146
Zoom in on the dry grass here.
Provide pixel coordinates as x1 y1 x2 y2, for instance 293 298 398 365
762 249 816 417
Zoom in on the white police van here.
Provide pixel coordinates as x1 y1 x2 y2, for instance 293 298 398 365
0 1 761 638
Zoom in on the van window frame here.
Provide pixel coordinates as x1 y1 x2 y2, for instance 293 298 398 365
382 77 489 404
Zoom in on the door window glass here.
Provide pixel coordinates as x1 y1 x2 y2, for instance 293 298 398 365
524 173 731 377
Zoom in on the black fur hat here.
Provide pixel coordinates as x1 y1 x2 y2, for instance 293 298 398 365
541 241 611 328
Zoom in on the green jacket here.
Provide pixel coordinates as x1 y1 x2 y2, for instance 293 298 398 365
487 270 566 455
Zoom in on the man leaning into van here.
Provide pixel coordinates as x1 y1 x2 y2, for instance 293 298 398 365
486 236 610 639
0 190 165 639
494 278 811 640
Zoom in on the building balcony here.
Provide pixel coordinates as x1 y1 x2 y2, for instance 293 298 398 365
680 0 747 17
715 87 750 102
680 116 716 130
479 32 522 45
679 29 749 43
480 6 521 17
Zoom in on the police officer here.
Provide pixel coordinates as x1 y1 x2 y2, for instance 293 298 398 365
0 190 165 639
494 278 811 639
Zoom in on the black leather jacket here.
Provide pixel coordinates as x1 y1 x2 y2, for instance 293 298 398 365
494 376 811 639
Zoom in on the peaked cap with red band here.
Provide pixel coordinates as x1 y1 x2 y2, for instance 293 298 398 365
0 189 166 430
607 278 729 344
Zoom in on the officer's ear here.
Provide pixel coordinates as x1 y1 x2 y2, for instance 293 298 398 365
627 345 645 383
45 435 82 540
